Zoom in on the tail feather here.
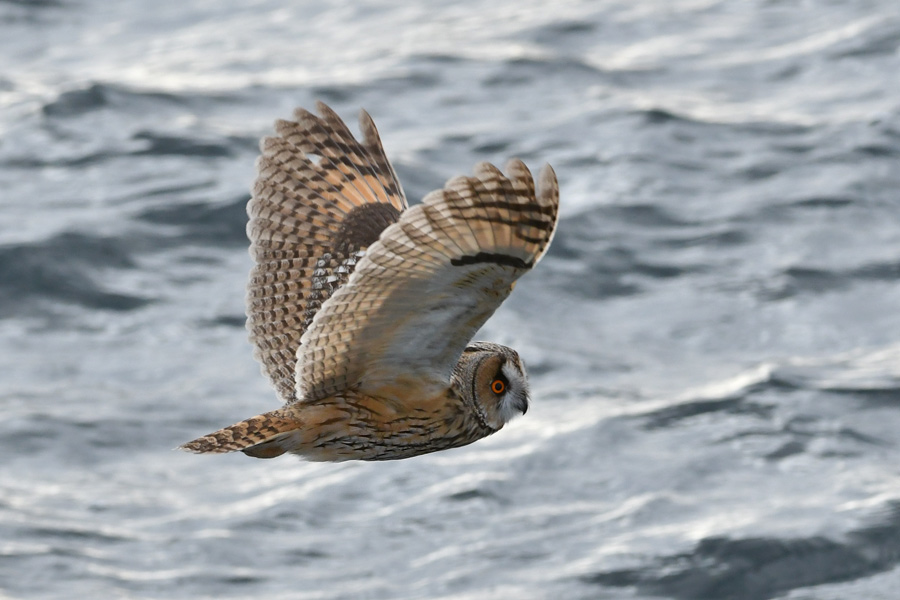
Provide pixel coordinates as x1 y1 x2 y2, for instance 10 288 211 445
179 410 301 458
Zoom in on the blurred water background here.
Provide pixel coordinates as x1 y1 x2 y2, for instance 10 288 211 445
2 1 900 598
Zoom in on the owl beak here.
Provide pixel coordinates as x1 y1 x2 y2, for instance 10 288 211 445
517 395 529 415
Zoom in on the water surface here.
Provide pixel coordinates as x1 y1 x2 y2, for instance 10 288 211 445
2 1 900 598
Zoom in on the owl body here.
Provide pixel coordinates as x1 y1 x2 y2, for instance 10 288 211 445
188 343 527 461
239 393 472 462
181 103 557 462
243 394 479 462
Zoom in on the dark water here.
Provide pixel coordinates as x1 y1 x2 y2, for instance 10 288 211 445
3 1 900 598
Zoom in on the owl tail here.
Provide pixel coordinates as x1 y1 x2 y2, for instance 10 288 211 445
179 409 303 459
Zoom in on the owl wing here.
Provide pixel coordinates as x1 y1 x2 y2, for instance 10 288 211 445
296 160 559 404
247 102 408 402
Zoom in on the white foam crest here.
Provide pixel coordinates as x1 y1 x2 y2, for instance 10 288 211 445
774 343 900 391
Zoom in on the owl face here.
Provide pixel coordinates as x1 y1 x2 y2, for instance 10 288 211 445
462 342 530 430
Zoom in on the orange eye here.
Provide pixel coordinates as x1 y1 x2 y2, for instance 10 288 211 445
491 379 506 394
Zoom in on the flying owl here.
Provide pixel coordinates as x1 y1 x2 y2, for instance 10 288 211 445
180 102 559 461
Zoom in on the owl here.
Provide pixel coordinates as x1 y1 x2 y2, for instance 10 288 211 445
180 102 559 461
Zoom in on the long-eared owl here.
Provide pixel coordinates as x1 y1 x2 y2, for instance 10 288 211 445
181 102 559 461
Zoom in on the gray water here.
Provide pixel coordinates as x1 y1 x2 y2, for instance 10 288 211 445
3 1 900 598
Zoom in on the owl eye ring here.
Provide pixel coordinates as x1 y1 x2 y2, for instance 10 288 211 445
491 379 506 394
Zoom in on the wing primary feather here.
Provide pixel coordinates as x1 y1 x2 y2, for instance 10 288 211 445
359 109 407 210
315 102 396 208
295 103 397 212
472 162 506 250
275 116 370 211
535 164 560 258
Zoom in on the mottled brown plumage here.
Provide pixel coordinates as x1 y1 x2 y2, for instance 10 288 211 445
181 102 559 461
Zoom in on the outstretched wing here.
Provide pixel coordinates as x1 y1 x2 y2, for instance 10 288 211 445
296 160 559 404
247 102 407 402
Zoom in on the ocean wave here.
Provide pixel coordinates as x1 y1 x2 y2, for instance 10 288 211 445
583 504 900 600
0 232 151 317
135 195 248 248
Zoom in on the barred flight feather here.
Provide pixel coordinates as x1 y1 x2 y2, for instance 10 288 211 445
246 102 407 402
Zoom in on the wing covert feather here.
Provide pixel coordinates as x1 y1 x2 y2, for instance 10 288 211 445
296 160 559 404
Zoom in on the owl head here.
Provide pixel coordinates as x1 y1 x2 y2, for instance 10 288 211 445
456 341 530 430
